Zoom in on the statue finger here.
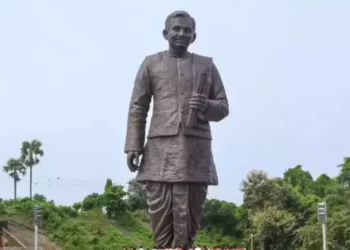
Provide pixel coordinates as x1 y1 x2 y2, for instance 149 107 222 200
191 101 204 106
189 101 200 106
190 100 206 106
128 163 135 172
129 160 138 170
131 165 139 172
191 93 206 98
191 95 206 101
190 105 200 110
127 154 133 165
194 98 207 104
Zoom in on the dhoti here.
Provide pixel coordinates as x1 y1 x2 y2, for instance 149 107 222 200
145 182 208 248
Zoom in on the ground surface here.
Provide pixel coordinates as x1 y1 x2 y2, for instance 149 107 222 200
2 218 61 250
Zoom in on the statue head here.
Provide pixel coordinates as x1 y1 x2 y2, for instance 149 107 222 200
163 11 196 52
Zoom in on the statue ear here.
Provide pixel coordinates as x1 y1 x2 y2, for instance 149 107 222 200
191 32 197 43
162 29 168 40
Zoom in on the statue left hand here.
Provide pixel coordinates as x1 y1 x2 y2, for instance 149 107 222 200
127 151 140 172
189 92 208 113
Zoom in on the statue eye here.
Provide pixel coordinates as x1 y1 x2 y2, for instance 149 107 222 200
184 28 192 33
172 26 180 32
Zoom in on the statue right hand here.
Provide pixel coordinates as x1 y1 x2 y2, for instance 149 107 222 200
127 151 140 172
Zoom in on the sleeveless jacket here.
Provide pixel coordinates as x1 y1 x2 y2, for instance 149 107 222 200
124 51 229 153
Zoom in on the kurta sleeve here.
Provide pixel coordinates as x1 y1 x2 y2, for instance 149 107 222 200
124 57 152 153
198 62 229 122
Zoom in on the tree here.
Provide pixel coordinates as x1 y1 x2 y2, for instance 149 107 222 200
72 202 82 211
337 157 350 187
101 179 128 218
296 223 323 250
241 170 305 249
3 158 26 200
2 151 350 249
283 165 314 195
297 211 350 250
81 193 102 211
313 174 336 198
242 171 300 213
336 157 350 214
201 199 240 237
252 206 297 250
20 140 44 199
33 193 47 202
126 178 148 212
241 170 270 212
327 210 350 249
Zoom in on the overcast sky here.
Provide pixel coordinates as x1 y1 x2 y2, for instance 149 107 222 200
1 0 349 205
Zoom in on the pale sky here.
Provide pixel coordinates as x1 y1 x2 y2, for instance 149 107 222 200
1 0 349 206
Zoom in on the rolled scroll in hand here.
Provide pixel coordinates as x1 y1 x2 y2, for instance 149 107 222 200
186 72 207 128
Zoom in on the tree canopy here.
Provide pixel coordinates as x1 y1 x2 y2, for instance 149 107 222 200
2 142 350 249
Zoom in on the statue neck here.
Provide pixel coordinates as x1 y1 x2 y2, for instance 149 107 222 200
167 47 190 58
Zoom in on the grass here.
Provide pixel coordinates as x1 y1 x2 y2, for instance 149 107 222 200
1 202 231 249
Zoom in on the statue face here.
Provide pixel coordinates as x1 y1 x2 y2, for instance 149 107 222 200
164 16 196 51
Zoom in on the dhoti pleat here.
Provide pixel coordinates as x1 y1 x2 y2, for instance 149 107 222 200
145 182 208 248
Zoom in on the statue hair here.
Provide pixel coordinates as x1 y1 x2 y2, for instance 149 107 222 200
165 10 196 31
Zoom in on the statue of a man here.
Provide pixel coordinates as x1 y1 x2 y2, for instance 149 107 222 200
124 10 229 248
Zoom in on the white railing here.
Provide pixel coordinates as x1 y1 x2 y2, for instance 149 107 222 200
2 228 27 248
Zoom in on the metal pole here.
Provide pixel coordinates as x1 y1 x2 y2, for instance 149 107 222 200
250 233 253 250
34 223 38 250
322 223 327 250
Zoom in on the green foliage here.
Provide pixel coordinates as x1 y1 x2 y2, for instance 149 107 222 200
102 179 128 218
1 197 137 249
2 158 26 181
2 158 26 200
2 147 350 249
126 178 148 212
20 139 44 199
252 206 297 250
196 230 238 247
0 202 5 215
284 165 314 195
72 202 82 211
20 140 44 168
82 193 102 211
33 193 47 202
337 157 350 187
236 159 350 249
313 174 337 198
201 199 240 237
81 179 128 219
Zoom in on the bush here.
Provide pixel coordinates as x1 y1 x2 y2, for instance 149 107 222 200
0 203 5 215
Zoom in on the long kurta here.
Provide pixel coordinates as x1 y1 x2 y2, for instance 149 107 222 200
125 50 229 185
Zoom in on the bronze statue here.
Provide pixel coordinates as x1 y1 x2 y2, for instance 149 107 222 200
124 10 229 248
